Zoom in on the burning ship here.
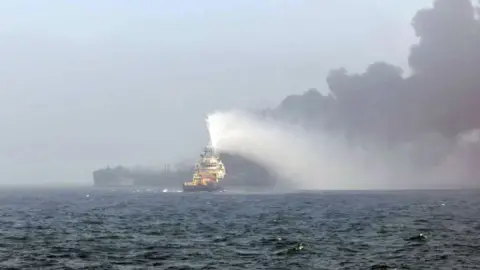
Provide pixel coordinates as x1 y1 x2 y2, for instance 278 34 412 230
182 144 226 192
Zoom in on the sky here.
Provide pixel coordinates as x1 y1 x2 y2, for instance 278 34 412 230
0 0 431 185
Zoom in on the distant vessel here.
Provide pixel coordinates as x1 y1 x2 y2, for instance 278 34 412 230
93 165 191 187
182 144 226 192
92 148 275 189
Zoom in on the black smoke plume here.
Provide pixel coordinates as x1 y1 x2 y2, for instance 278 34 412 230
275 0 480 143
229 0 480 188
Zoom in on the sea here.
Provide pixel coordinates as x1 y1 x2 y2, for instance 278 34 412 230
0 187 478 269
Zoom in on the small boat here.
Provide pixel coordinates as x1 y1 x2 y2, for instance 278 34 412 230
182 144 226 192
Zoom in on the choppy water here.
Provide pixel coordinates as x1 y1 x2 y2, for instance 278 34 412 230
0 188 478 269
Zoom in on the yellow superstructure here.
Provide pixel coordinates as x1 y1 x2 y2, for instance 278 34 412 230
183 144 226 187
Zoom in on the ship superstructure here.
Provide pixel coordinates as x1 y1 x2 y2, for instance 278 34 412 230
182 144 226 192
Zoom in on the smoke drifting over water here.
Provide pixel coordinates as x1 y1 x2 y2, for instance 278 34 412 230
207 110 480 190
205 1 480 190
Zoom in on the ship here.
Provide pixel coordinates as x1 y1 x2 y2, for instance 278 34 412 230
92 150 276 189
182 144 226 192
93 164 192 187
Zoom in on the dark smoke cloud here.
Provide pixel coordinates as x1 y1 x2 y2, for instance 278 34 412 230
248 0 480 187
275 0 480 143
209 0 480 189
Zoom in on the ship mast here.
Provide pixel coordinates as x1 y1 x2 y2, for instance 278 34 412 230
203 142 216 157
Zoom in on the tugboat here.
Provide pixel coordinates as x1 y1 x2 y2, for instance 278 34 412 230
182 144 226 192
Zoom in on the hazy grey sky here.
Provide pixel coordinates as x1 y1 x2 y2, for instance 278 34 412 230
0 0 430 185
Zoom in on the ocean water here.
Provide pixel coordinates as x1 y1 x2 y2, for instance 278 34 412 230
0 188 478 269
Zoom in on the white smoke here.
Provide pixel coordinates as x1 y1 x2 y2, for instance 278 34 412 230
206 110 480 190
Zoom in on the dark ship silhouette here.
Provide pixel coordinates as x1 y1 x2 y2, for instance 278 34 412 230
93 152 276 190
